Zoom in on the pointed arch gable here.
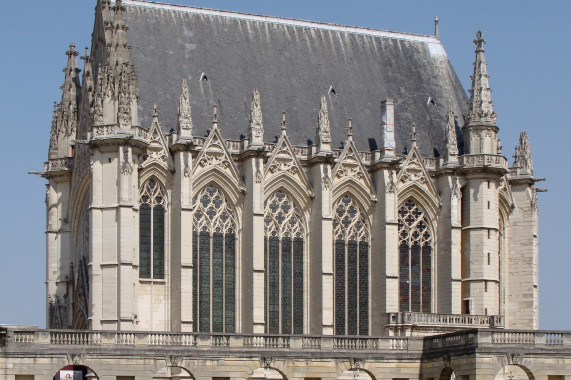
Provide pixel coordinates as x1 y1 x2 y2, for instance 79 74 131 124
193 127 244 190
397 185 440 223
193 167 244 208
139 162 174 191
332 181 375 223
264 172 313 208
141 114 174 171
264 132 313 195
397 146 439 209
331 139 375 198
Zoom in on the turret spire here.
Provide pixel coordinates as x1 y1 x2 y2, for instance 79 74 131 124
444 108 459 165
49 44 81 159
465 30 497 125
513 132 533 176
177 79 193 139
316 95 331 152
109 0 130 66
248 88 264 147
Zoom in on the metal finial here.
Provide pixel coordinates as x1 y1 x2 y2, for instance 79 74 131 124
474 30 485 51
281 111 289 131
347 118 353 137
211 104 218 124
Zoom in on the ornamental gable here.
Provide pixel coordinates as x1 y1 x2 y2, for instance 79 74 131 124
264 132 312 194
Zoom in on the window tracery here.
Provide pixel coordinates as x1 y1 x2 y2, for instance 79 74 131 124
333 195 370 335
139 178 166 279
398 198 433 313
193 185 237 333
264 190 305 334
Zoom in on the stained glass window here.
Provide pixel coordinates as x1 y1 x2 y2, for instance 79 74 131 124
333 195 370 336
192 185 237 333
264 190 305 334
139 179 166 279
398 199 433 313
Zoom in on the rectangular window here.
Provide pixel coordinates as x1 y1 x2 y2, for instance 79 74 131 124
212 232 224 332
485 281 488 292
399 243 410 312
199 231 211 332
410 244 421 312
421 245 432 313
15 376 34 380
488 252 491 265
139 204 152 278
293 237 304 334
193 231 198 331
488 229 491 239
359 241 369 335
487 201 491 209
347 240 358 335
282 237 293 334
268 236 280 334
153 205 165 279
463 299 471 314
335 240 346 335
225 233 236 333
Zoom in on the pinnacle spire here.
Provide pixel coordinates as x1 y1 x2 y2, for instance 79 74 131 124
465 30 497 125
316 95 331 152
280 111 288 133
248 88 264 147
444 108 459 165
380 98 396 157
109 0 130 65
177 78 193 139
514 132 533 176
61 43 81 109
49 44 81 160
346 118 354 140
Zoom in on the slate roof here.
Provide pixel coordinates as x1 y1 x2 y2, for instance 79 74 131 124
121 0 468 156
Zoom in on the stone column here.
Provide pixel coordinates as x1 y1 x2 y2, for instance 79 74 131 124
242 150 265 333
309 159 333 335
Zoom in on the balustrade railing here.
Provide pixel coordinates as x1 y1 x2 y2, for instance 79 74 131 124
461 154 507 169
388 312 503 328
5 328 570 352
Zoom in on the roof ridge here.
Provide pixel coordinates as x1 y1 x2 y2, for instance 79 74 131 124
122 0 441 44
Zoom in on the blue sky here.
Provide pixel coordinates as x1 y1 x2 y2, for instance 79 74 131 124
0 0 569 330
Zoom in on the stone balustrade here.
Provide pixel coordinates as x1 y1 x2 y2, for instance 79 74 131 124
388 312 503 328
5 328 420 353
461 153 508 169
46 157 73 172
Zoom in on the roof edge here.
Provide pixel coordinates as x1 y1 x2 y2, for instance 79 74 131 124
123 0 444 46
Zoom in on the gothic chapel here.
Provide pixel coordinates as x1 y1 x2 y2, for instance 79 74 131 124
44 0 540 339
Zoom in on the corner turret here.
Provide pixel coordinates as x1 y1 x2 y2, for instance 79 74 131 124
48 43 81 160
463 31 499 155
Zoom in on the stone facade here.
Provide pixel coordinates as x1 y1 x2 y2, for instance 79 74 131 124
0 0 560 379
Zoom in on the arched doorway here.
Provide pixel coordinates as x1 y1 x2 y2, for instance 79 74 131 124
53 365 98 380
495 364 535 380
153 366 194 379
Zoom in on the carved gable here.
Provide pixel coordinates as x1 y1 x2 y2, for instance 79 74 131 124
193 126 243 188
141 112 173 171
264 133 312 194
397 145 438 200
331 139 375 198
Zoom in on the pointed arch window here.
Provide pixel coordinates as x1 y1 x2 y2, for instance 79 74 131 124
193 185 237 333
139 179 166 279
264 190 305 334
333 195 370 336
398 199 433 313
